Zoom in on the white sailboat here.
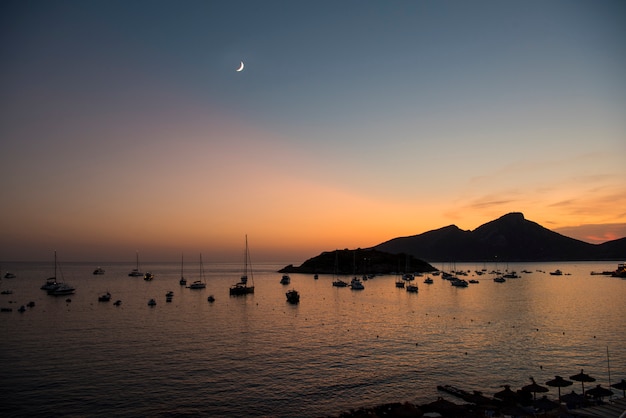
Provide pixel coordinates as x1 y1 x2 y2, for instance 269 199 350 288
42 251 75 296
128 251 143 277
230 235 255 295
188 253 207 289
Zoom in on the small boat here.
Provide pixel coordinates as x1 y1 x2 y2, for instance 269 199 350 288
350 277 364 290
1 290 13 295
332 279 348 287
48 283 76 296
493 277 506 283
144 272 154 281
27 301 35 307
230 236 255 296
314 274 319 280
423 277 434 284
503 272 519 279
469 279 480 284
166 291 174 302
92 267 105 275
148 298 156 306
286 289 300 304
611 263 626 278
18 305 26 312
1 308 13 312
207 295 215 303
113 300 122 306
98 292 112 302
280 274 290 285
406 283 418 293
179 254 187 285
549 269 563 276
395 279 405 288
188 280 206 289
450 278 469 287
128 252 144 277
189 254 207 289
4 272 16 279
41 251 61 291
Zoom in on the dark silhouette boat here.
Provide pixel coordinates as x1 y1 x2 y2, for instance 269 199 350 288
230 235 255 296
286 289 300 304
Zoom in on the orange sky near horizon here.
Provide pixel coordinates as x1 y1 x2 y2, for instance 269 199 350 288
1 1 625 263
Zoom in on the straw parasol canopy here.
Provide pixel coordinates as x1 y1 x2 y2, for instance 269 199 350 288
611 379 626 397
521 377 549 400
585 384 613 400
545 376 573 401
494 385 519 405
569 369 595 395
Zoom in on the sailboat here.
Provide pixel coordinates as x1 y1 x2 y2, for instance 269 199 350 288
128 251 143 277
42 251 76 295
332 250 348 287
188 253 207 289
179 253 187 285
229 235 255 295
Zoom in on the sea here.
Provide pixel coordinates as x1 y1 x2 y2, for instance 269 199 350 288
1 260 625 417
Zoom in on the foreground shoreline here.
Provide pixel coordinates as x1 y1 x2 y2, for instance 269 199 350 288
331 387 626 417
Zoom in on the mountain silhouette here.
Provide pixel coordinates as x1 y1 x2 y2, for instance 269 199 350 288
374 212 626 262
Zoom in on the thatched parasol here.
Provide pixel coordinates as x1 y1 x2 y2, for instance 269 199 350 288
521 377 549 400
569 369 595 395
585 384 613 400
494 385 519 405
545 375 573 401
611 379 626 397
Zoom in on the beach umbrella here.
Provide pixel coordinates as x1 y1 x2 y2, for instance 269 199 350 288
533 395 559 413
521 377 549 400
585 384 613 400
494 385 519 405
611 379 626 397
569 369 595 395
545 376 573 401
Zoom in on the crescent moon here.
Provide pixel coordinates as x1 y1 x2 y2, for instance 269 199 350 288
236 61 244 72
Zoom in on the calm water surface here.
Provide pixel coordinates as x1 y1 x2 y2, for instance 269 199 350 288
1 260 625 417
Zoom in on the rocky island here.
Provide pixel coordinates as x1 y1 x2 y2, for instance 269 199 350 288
278 248 436 275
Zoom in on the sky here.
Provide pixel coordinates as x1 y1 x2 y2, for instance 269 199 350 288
1 0 625 263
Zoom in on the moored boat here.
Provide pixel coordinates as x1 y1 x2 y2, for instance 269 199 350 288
4 272 16 279
549 269 563 276
128 252 143 277
48 283 76 296
350 277 364 290
406 283 418 293
280 274 291 285
611 263 626 278
286 289 300 304
229 235 255 296
93 267 105 275
98 292 111 302
179 253 187 285
451 278 469 287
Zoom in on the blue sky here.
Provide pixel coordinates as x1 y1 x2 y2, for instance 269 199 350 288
1 0 625 261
